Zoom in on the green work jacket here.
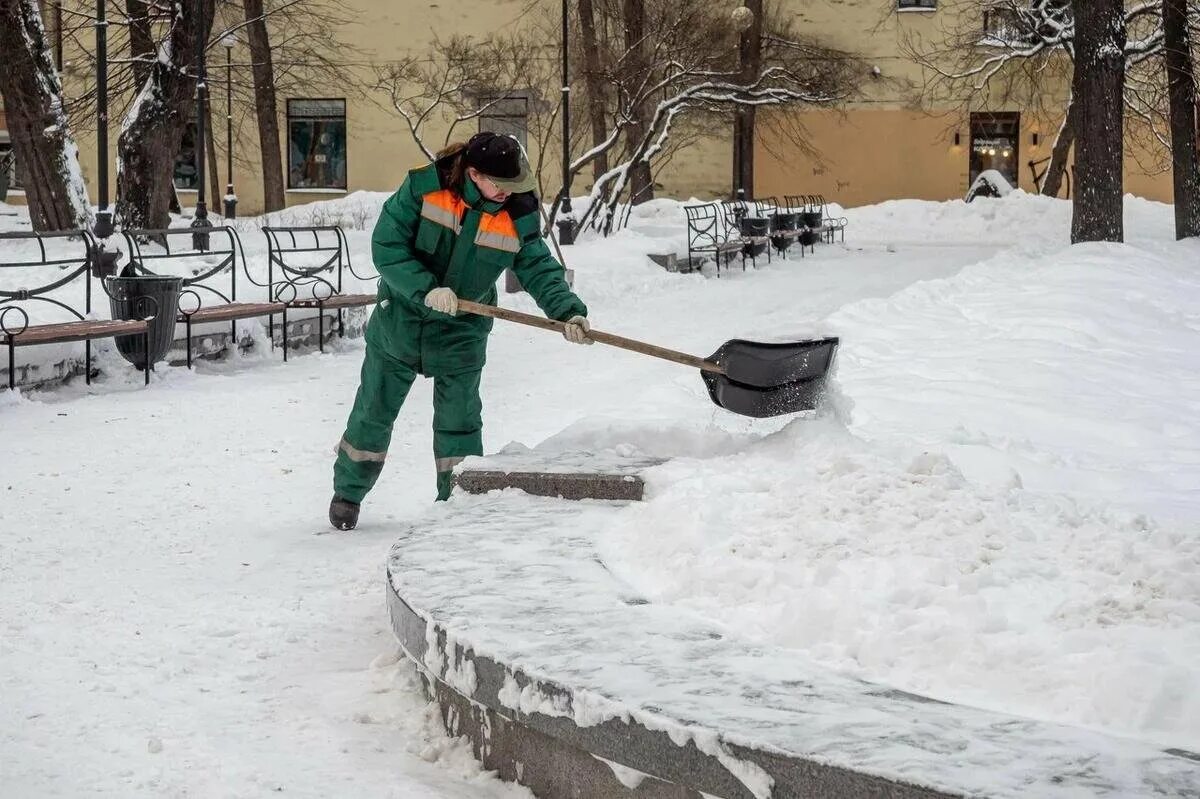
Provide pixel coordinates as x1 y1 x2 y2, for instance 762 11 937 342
368 158 587 376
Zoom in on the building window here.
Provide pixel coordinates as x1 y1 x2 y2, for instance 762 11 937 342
173 120 200 190
969 111 1020 189
476 94 529 151
288 99 347 190
897 0 937 10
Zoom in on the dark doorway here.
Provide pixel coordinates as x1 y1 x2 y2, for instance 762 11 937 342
969 112 1020 189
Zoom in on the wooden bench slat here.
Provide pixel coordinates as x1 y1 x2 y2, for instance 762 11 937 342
4 319 148 346
289 293 377 310
181 302 286 324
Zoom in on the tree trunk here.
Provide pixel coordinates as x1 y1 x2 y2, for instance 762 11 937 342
622 0 653 204
244 0 285 212
1070 0 1126 244
1163 0 1200 239
1042 96 1075 198
126 0 155 89
0 0 93 231
116 0 215 230
733 0 763 199
578 0 609 184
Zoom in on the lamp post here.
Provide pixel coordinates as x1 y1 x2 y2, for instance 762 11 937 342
731 2 756 201
221 34 237 219
556 0 576 245
92 0 115 268
190 0 211 250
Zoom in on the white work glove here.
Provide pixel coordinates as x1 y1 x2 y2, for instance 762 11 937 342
563 315 592 345
424 287 458 316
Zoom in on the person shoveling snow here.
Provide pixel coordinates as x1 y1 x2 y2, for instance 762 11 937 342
329 133 841 531
329 133 593 530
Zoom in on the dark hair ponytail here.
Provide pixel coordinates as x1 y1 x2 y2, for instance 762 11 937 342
437 141 469 195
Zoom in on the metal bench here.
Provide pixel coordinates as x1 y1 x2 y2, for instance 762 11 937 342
1 230 152 389
122 226 283 368
721 200 771 269
812 194 848 243
684 204 742 277
756 196 802 258
785 195 829 247
263 226 377 361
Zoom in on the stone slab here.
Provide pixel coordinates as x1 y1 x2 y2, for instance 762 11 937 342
453 442 666 502
456 470 645 501
384 492 1200 799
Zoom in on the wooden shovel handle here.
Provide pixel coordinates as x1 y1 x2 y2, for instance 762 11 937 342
458 299 724 375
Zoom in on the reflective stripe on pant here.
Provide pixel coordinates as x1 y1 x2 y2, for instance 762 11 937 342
334 340 484 504
333 338 417 504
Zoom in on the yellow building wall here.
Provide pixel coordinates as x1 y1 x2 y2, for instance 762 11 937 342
755 107 1175 207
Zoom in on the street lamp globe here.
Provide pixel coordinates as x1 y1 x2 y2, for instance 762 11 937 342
731 5 754 31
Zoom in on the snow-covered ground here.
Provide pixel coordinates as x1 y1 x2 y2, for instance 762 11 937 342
2 190 1198 795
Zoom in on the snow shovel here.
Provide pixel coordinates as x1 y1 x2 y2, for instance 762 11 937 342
458 299 839 419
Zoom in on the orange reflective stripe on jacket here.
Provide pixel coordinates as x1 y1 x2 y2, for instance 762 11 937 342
420 189 465 234
474 211 520 253
420 188 520 254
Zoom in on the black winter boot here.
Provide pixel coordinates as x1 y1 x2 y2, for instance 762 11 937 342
329 495 360 531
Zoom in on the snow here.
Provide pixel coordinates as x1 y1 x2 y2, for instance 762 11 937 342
3 187 1200 795
389 486 1199 797
967 169 1015 200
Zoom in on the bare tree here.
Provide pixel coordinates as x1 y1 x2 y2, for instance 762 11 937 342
580 62 854 234
374 35 547 161
578 0 609 184
48 0 362 218
376 1 858 234
904 1 1169 200
0 0 92 231
116 0 216 230
572 1 859 232
243 0 285 212
1162 0 1199 238
1071 0 1127 243
621 0 653 203
1041 97 1075 197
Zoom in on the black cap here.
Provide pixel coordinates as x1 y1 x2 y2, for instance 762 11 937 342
464 132 536 193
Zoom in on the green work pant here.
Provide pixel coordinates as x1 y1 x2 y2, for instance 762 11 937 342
333 337 483 504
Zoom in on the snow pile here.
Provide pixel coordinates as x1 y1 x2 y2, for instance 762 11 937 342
966 169 1015 202
829 238 1200 519
595 233 1200 752
246 190 392 232
843 191 1177 248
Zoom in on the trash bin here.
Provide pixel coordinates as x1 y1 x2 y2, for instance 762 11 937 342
739 216 770 259
106 271 183 370
771 212 798 255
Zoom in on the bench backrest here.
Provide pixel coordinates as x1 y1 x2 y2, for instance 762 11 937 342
0 230 97 326
122 226 248 307
263 226 360 304
754 198 779 218
684 204 727 251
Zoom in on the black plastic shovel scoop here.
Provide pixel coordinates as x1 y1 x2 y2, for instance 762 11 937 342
459 300 839 419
